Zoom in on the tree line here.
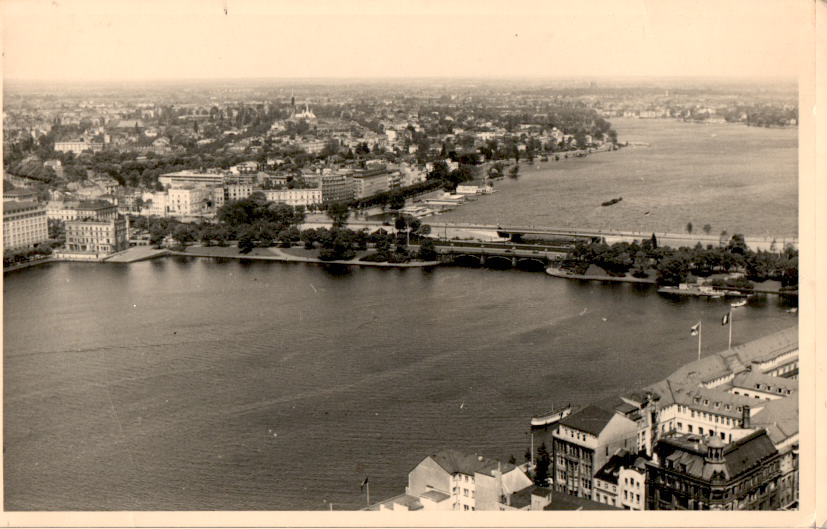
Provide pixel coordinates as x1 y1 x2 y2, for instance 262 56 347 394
563 234 798 289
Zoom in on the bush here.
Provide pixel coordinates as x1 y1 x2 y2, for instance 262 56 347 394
359 252 387 263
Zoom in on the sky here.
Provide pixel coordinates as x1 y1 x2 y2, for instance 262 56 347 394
0 0 813 82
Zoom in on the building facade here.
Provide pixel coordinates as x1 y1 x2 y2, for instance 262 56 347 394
263 188 322 207
320 174 354 203
65 216 128 256
3 201 49 250
646 430 783 510
551 405 639 499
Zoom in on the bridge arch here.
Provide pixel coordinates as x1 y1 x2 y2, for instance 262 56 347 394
452 254 482 267
515 257 547 271
485 255 514 269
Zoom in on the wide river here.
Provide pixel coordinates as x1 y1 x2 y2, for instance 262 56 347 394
4 258 797 510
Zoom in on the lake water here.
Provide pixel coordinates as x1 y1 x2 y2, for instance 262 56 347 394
432 118 798 238
3 258 797 510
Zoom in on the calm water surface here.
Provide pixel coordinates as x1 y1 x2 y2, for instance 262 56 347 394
432 118 798 238
4 258 796 510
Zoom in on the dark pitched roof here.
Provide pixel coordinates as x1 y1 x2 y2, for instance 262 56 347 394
3 200 41 213
594 449 644 484
508 486 535 509
429 449 515 478
656 430 778 481
76 199 115 210
544 493 621 511
559 405 615 436
723 430 778 478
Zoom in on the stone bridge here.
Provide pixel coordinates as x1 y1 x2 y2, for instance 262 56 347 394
435 244 567 270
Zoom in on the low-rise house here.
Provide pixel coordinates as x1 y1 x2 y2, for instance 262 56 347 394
368 449 533 512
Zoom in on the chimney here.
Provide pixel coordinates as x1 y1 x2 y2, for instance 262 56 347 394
741 405 751 428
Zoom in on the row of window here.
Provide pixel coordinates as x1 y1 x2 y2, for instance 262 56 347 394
623 489 642 503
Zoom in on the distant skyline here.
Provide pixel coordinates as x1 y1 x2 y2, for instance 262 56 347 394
1 0 812 82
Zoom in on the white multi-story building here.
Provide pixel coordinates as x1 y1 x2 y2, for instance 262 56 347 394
263 188 322 207
591 450 648 510
617 465 646 510
54 139 104 154
3 201 49 250
159 170 241 188
141 191 169 217
168 185 211 217
621 326 799 457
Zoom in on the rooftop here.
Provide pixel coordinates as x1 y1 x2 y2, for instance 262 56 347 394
3 200 42 214
730 369 798 395
559 405 616 436
430 449 516 478
76 199 116 210
655 429 778 481
544 492 621 511
749 396 799 445
594 449 648 484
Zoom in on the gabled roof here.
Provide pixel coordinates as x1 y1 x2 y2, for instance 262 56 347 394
559 405 616 436
429 449 516 478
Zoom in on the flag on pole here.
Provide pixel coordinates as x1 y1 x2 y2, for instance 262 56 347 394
721 312 730 326
360 477 369 490
690 322 701 336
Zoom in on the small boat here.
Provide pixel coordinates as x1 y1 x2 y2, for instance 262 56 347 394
731 299 747 308
786 307 798 313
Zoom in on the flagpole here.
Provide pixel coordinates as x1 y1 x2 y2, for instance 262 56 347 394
698 321 702 361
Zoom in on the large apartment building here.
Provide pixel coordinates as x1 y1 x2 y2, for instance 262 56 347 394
64 216 128 256
3 201 49 250
646 429 785 510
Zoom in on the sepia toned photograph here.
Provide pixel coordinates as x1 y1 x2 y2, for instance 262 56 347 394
1 0 820 526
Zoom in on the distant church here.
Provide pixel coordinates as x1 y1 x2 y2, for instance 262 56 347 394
288 90 316 122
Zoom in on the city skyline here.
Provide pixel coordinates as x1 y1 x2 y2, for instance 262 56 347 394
2 0 811 82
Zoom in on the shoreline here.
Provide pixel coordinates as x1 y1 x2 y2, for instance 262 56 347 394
168 247 441 268
545 266 656 284
3 257 55 273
